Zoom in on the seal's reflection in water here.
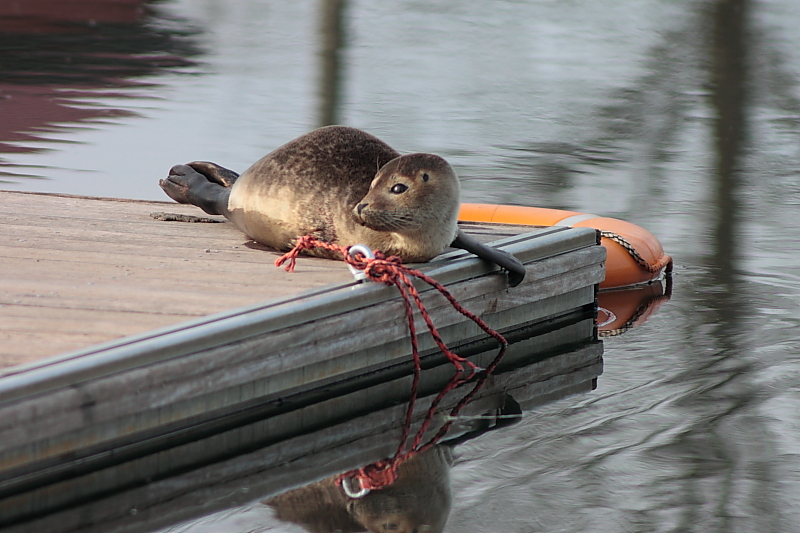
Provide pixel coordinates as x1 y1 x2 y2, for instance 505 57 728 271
266 398 522 533
0 0 202 192
236 311 605 533
268 446 454 533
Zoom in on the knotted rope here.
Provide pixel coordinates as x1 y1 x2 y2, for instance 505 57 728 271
275 236 510 495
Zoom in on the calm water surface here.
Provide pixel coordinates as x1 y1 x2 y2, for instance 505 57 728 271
3 0 800 531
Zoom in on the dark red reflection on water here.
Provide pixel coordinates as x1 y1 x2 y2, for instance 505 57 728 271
0 0 201 170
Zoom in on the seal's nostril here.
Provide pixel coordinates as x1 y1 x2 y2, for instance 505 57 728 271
357 203 367 215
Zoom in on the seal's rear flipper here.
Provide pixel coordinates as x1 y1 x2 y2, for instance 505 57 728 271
451 229 526 287
159 164 232 217
186 161 240 187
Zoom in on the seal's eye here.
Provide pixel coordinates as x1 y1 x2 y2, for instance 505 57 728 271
422 173 429 182
390 183 408 194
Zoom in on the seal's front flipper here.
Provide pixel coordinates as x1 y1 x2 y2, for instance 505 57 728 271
186 161 240 187
159 164 232 217
451 229 526 287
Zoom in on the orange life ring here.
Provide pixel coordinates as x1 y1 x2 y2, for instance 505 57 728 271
458 203 673 289
596 278 671 335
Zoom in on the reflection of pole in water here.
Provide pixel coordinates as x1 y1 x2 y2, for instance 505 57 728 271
317 0 347 127
709 0 748 284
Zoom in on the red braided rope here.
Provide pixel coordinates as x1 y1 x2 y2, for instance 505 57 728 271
275 236 510 494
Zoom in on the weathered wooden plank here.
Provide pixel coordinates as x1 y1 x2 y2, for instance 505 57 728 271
0 243 328 272
0 302 197 325
0 268 336 313
3 223 249 255
0 192 356 364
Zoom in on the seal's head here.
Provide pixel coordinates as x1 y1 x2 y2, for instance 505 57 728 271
353 153 460 259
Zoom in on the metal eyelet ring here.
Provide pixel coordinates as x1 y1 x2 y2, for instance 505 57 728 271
348 244 375 282
341 476 370 498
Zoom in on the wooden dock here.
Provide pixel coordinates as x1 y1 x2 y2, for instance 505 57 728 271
1 191 359 367
0 190 606 529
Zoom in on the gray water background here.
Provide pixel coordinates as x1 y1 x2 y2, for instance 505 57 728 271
3 0 800 531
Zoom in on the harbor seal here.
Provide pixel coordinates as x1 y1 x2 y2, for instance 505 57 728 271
159 126 524 285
